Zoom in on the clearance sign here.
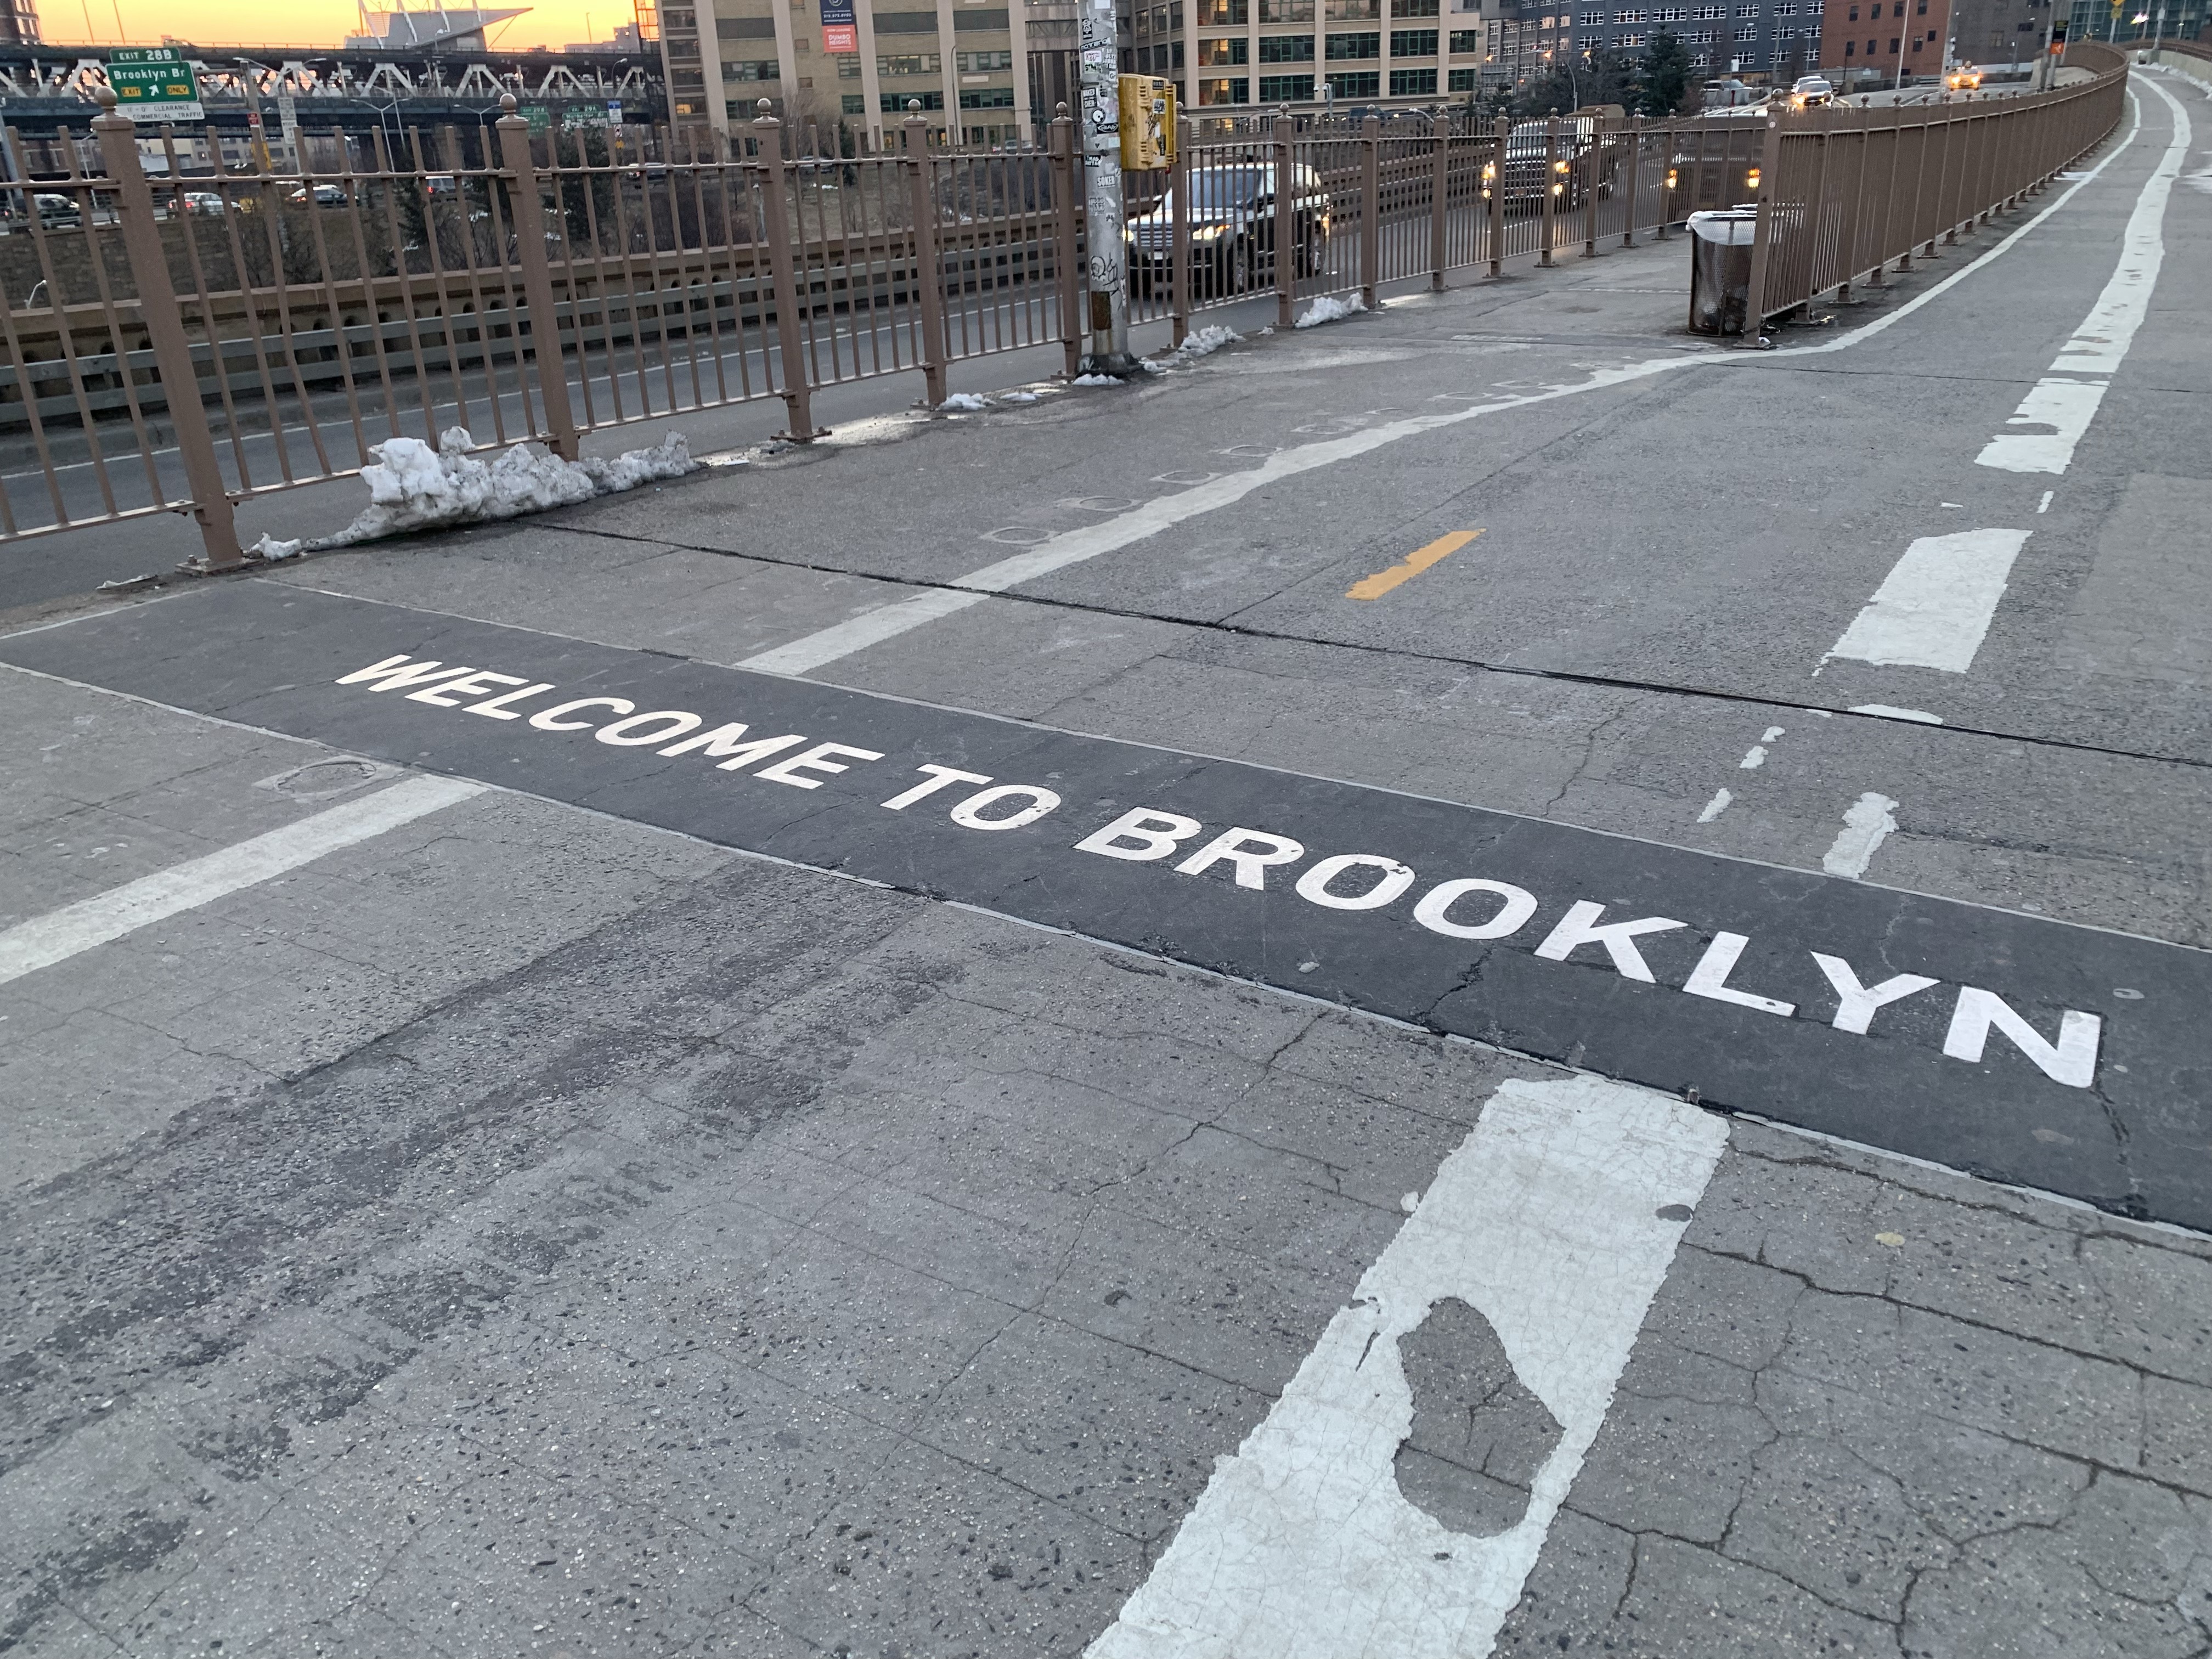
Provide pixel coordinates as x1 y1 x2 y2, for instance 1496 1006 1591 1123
7 583 2204 1228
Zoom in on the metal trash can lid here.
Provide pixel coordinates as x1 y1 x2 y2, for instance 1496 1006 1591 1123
1687 207 1759 245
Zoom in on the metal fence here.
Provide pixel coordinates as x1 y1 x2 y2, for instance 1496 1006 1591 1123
0 53 2128 571
1747 42 2130 325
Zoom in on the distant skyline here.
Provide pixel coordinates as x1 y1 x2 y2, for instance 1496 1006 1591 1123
33 0 622 50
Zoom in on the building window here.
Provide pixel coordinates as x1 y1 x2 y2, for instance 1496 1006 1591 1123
1390 0 1440 14
1844 36 1855 49
1261 0 1316 16
1197 35 1250 61
1197 75 1251 99
878 52 942 72
957 48 1013 67
873 8 938 28
1447 64 1477 84
1391 26 1438 50
723 59 781 78
1325 0 1380 17
1195 0 1249 21
950 7 1009 25
881 89 945 106
1448 26 1483 47
1258 71 1317 94
838 54 862 75
1326 67 1381 91
1327 29 1380 54
1617 30 1644 41
1389 64 1437 89
1260 31 1317 55
843 93 867 110
959 86 1015 105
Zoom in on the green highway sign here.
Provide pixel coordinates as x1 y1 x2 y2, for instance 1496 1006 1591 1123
106 49 204 123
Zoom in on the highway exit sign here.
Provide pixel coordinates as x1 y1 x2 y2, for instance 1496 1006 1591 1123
106 48 205 123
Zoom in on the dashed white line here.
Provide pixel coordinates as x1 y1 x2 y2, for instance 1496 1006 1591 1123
1821 792 1901 880
1696 787 1733 823
1848 704 1944 725
1825 528 2032 674
0 774 485 985
1086 1075 1728 1659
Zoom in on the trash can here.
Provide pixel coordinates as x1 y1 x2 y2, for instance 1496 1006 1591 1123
1687 206 1759 336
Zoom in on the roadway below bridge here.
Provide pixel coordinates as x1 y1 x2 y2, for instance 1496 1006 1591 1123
1 66 2207 1659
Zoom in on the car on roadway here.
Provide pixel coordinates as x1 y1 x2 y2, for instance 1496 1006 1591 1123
1946 65 1983 90
179 190 226 216
1125 161 1331 297
1483 117 1617 211
1790 74 1836 106
286 182 350 206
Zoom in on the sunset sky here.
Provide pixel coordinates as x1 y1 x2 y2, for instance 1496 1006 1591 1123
35 0 617 53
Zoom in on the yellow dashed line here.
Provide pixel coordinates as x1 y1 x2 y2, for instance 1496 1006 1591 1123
1345 530 1482 601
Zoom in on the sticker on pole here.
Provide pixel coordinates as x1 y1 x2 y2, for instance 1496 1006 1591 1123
105 48 205 123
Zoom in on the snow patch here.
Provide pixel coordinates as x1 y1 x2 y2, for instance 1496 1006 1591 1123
1295 293 1368 329
1071 372 1123 386
1144 324 1240 371
1000 390 1041 403
247 534 303 561
938 392 991 411
294 428 697 552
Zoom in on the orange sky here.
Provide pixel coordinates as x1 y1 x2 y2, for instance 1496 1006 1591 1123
36 0 618 52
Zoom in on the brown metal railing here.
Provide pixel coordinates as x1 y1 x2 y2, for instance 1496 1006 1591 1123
1745 43 2128 326
0 53 2129 571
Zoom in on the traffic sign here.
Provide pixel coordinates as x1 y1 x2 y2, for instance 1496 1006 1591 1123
105 47 204 124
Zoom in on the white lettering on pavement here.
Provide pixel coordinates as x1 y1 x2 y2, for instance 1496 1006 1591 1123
330 652 2113 1088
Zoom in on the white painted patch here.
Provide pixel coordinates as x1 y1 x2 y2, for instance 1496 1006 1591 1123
1848 704 1943 724
0 774 484 985
1739 746 1768 769
1825 528 2032 673
1821 792 1899 880
1086 1075 1727 1659
1977 76 2192 476
736 588 988 675
2038 490 2055 514
1696 787 1732 823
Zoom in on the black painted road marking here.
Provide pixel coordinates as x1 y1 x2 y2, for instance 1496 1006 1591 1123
6 581 2207 1227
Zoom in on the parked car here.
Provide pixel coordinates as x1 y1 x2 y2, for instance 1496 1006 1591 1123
1125 161 1331 297
1483 117 1616 211
1790 75 1836 107
286 182 349 206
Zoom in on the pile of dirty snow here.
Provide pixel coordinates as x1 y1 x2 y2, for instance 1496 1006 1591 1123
248 427 697 561
1070 372 1122 387
1294 293 1367 329
938 392 991 412
1143 324 1240 371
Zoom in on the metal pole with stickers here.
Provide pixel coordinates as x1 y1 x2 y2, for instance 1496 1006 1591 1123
1077 0 1139 375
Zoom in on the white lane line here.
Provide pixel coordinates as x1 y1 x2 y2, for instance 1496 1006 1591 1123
736 588 986 675
1821 792 1900 880
1696 787 1732 823
2037 490 2055 513
0 774 484 986
1978 74 2192 475
1824 528 2032 673
1848 703 1944 724
735 104 2147 680
1087 1075 1728 1659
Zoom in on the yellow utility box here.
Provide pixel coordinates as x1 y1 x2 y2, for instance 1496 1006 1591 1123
1118 75 1176 169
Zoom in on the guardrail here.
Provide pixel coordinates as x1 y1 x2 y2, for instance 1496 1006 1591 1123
0 56 2128 571
1745 42 2128 327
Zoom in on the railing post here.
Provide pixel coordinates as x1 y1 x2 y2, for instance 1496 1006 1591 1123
1050 103 1082 380
1582 113 1602 257
1359 112 1381 308
1172 114 1193 345
902 108 948 408
92 93 241 572
1488 115 1508 274
1429 122 1449 291
1621 114 1641 246
1742 113 1783 343
494 95 582 460
751 101 820 437
1540 113 1560 267
1275 112 1297 328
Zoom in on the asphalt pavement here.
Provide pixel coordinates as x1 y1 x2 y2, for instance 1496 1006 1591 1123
2 67 2208 1659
